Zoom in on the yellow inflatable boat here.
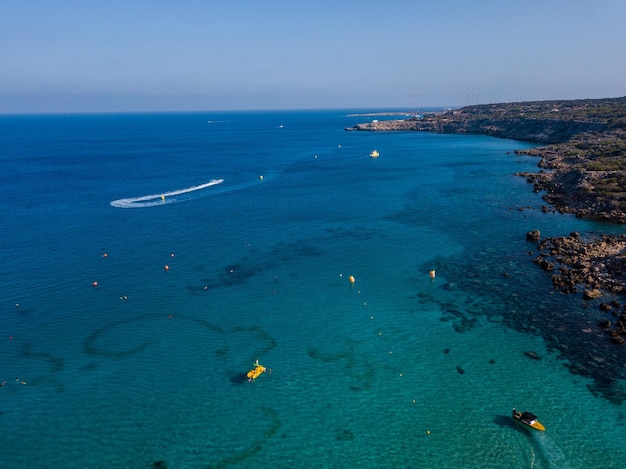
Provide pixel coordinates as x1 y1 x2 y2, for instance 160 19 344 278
247 360 266 381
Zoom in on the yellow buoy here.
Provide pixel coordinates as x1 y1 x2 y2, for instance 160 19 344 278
161 195 165 201
259 175 264 180
348 275 355 284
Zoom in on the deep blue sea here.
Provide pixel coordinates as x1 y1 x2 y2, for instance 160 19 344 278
1 110 625 468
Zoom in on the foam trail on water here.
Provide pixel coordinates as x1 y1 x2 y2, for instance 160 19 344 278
535 433 571 469
111 179 224 208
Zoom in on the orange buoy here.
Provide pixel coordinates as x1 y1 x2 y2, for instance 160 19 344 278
92 281 98 287
102 253 108 258
348 275 355 284
429 269 436 279
164 265 169 271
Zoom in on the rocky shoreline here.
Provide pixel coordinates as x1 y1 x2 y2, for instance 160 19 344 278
347 97 626 222
527 230 626 342
347 98 626 303
348 97 626 400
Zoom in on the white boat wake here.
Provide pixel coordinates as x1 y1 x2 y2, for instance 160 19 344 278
535 433 571 469
110 179 224 208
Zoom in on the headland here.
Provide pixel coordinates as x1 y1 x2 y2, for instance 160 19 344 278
347 96 626 223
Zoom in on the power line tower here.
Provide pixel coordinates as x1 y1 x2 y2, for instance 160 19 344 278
466 87 480 106
408 89 421 116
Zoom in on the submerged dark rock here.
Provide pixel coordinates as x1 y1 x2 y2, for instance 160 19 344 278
598 319 611 329
336 429 355 441
524 351 542 360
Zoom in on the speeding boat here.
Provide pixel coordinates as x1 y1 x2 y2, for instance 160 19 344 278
512 409 545 431
370 150 380 158
247 360 266 381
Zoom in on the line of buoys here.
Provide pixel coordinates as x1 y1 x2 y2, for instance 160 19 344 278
341 268 440 425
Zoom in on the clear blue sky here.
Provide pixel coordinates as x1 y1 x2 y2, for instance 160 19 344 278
2 0 625 113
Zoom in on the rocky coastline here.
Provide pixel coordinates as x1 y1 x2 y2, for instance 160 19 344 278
347 97 626 222
348 97 626 400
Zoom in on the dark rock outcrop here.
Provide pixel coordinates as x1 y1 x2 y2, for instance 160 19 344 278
530 232 626 345
533 233 626 296
526 230 541 241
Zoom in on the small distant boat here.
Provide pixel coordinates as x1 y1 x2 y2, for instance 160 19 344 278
247 360 266 381
512 409 545 431
370 150 380 158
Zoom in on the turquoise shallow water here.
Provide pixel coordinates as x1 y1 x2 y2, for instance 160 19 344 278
1 111 625 468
